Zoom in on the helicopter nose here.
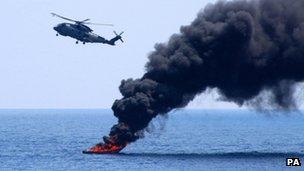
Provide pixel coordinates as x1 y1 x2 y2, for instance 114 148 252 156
53 26 58 31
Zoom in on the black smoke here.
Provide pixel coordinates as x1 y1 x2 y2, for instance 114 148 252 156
106 0 304 145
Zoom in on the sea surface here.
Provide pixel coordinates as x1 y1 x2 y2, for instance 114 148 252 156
0 109 303 170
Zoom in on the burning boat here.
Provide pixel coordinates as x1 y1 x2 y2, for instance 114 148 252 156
83 123 136 154
83 135 127 154
82 142 126 154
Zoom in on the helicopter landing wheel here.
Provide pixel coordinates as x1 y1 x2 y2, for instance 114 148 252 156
76 41 79 44
83 42 86 45
56 33 59 36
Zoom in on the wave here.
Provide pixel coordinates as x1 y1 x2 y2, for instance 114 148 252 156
118 152 304 158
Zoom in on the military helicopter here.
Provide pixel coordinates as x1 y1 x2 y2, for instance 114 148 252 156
51 13 124 45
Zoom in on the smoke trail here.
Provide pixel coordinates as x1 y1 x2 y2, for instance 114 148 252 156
104 0 304 146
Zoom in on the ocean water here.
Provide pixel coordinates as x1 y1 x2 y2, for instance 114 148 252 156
0 109 303 170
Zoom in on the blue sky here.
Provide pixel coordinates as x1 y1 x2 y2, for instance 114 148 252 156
0 0 248 109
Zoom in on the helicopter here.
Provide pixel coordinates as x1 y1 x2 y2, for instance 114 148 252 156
51 13 124 45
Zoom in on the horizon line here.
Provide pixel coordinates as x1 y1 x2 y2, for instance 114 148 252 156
0 108 247 110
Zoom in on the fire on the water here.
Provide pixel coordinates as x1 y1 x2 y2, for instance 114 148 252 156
83 136 127 154
83 123 139 154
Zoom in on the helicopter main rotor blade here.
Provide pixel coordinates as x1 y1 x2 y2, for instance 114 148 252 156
51 13 114 26
51 13 78 23
81 19 90 23
84 22 114 27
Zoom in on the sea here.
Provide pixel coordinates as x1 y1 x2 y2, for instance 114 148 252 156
0 109 303 170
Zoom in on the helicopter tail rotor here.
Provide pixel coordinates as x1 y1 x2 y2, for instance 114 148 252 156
108 31 124 45
114 31 124 43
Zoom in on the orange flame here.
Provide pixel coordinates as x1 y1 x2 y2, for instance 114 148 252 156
83 124 131 154
83 143 126 154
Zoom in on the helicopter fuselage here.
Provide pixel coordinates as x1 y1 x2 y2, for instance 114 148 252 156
51 13 123 45
54 23 117 45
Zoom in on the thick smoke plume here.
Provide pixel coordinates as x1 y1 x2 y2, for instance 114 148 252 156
104 0 304 146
